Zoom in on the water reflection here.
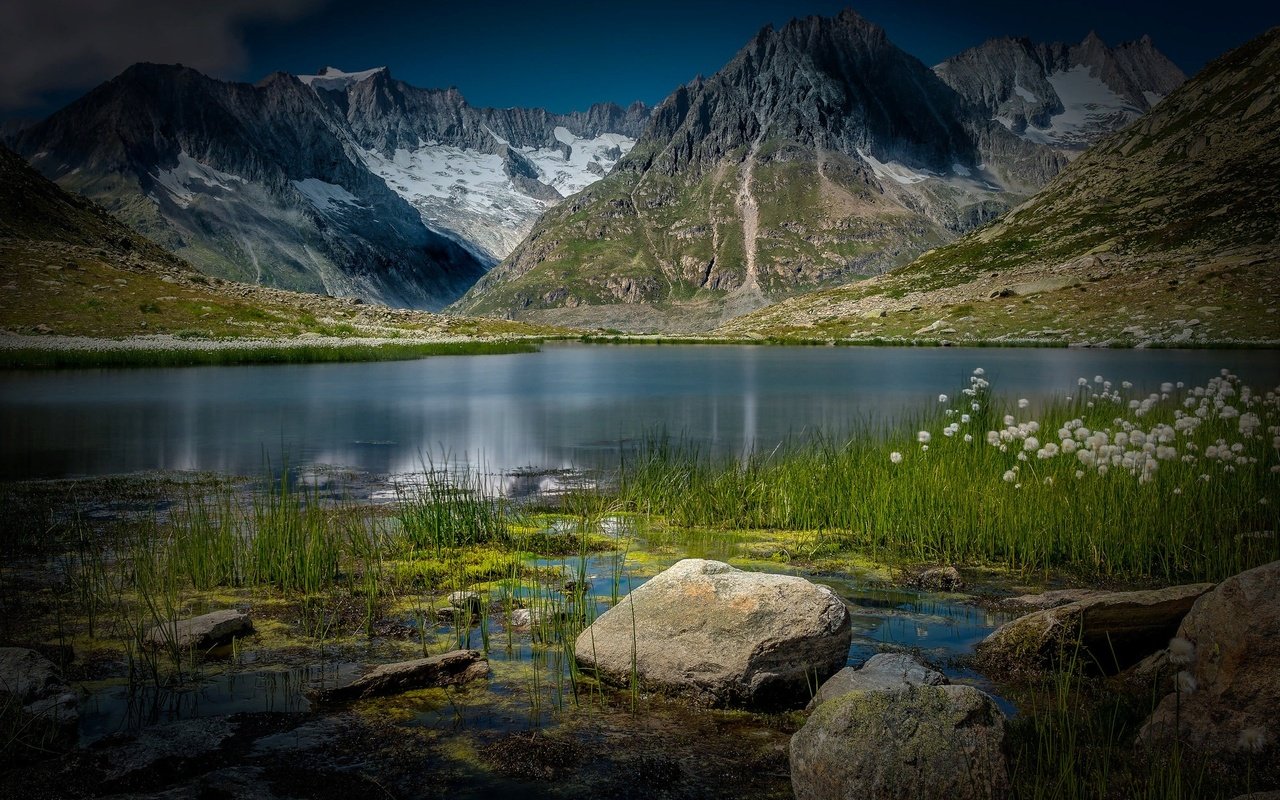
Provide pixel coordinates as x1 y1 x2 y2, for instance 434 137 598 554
2 344 1276 480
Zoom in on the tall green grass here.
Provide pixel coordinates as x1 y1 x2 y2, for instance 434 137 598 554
616 379 1279 582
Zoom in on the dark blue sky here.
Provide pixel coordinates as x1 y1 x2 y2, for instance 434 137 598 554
4 1 1277 118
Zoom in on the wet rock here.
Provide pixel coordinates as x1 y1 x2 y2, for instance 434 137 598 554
809 653 947 708
977 582 1212 672
573 558 851 708
791 684 1009 800
309 649 488 704
1138 561 1280 756
99 717 237 787
143 609 253 651
0 646 78 752
448 590 485 614
915 565 964 591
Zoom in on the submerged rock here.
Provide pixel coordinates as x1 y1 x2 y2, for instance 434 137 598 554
574 559 851 708
1138 560 1280 756
790 684 1009 800
309 649 488 704
809 652 947 708
977 583 1212 672
143 609 253 652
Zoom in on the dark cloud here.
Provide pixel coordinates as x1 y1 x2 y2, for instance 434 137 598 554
0 0 326 110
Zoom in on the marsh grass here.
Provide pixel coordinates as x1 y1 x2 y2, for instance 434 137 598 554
615 375 1279 583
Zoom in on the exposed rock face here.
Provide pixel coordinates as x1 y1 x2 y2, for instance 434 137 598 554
0 646 79 749
809 652 947 707
574 559 851 708
790 684 1009 800
457 9 1068 331
310 649 488 704
11 63 648 305
936 32 1186 151
143 609 254 652
977 583 1212 672
1138 561 1280 756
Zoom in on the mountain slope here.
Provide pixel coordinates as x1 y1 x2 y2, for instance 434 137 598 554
718 28 1280 346
455 10 1068 332
935 32 1186 152
10 64 648 309
0 144 550 341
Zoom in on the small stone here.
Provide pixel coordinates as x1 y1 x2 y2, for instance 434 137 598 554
915 566 964 591
309 649 488 704
448 590 485 614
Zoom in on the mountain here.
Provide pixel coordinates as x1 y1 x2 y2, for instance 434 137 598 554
455 10 1069 332
718 28 1280 346
935 32 1186 152
10 64 647 309
0 143 549 340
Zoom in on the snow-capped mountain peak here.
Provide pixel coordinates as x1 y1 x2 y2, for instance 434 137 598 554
297 66 387 91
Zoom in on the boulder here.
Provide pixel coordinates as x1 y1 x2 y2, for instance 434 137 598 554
1003 588 1108 610
1138 561 1280 755
447 591 485 614
810 653 947 708
977 583 1212 672
915 566 964 592
0 647 78 751
143 609 253 652
791 684 1009 800
573 559 851 708
309 649 488 704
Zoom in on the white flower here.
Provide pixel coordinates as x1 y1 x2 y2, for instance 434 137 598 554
921 444 929 452
939 394 948 403
1074 470 1085 479
1176 671 1198 694
1002 470 1016 483
1168 637 1196 666
1237 727 1269 754
1161 382 1174 394
961 414 971 424
1018 398 1030 409
1023 436 1040 452
1003 414 1016 426
890 451 903 464
971 402 980 411
1078 377 1088 386
973 368 985 376
917 431 932 444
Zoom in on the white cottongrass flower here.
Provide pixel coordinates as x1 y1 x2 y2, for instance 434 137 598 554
890 451 903 464
1074 470 1085 479
939 394 948 403
963 434 973 443
973 368 985 376
1023 436 1040 452
1078 377 1088 386
1237 727 1269 754
1003 414 1016 426
1018 398 1030 409
1002 470 1016 483
1176 671 1198 694
917 431 932 444
961 414 971 424
1168 637 1196 666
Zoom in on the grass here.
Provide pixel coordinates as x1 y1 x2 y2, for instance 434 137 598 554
0 340 541 369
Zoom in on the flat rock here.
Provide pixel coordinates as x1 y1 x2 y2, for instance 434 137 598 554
100 717 237 786
791 684 1009 800
144 609 253 652
810 653 947 708
977 582 1212 672
1004 588 1108 610
1139 560 1280 756
309 649 488 704
574 559 851 708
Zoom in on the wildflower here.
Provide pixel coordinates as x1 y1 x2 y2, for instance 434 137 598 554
1023 436 1040 452
917 431 931 444
1237 727 1269 754
1168 637 1195 666
890 451 903 464
1098 464 1109 476
1078 377 1088 386
973 368 985 376
1094 375 1103 383
961 414 971 424
971 402 980 411
939 394 948 403
1176 671 1198 694
1003 414 1016 426
1161 382 1174 393
1002 470 1016 483
963 434 973 443
1173 487 1182 494
1043 476 1053 485
921 444 929 452
1122 381 1133 389
1018 398 1030 409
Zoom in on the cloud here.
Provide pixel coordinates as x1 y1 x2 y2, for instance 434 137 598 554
0 0 326 110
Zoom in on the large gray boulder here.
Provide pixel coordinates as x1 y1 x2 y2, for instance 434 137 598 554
978 583 1212 672
143 609 253 652
791 684 1009 800
809 652 947 708
574 559 851 708
1139 560 1280 756
0 642 78 747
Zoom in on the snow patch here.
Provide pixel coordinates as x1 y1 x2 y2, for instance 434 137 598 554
298 67 386 91
292 178 364 213
1142 90 1164 107
1013 84 1039 103
522 130 636 197
150 151 245 208
1020 66 1141 147
951 162 972 178
857 148 934 185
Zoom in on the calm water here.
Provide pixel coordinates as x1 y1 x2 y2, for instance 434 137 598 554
2 344 1278 481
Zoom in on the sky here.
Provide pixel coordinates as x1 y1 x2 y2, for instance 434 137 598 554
1 0 1276 118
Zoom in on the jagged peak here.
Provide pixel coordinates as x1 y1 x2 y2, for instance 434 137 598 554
297 66 388 91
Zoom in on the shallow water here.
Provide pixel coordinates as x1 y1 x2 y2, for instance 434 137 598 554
3 344 1277 480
